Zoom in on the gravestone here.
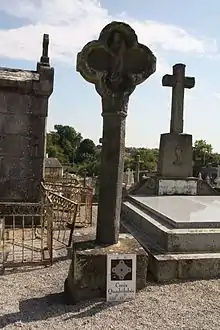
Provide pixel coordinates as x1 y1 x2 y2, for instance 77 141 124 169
124 168 134 188
65 21 156 303
157 63 196 195
215 165 220 188
0 34 54 202
134 154 141 183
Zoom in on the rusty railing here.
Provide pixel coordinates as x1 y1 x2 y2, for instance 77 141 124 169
44 178 93 227
42 184 78 247
0 202 53 272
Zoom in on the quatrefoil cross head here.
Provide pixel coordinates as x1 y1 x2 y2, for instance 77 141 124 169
76 21 156 98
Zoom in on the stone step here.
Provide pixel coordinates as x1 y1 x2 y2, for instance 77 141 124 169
121 217 220 282
121 200 220 253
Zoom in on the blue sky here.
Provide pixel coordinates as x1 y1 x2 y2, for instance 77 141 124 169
0 1 220 150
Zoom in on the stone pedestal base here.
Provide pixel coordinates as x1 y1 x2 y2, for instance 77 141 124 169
157 177 197 195
64 233 148 304
157 133 193 177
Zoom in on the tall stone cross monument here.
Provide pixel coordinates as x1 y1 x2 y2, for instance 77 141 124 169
158 63 195 180
162 63 195 134
77 21 156 245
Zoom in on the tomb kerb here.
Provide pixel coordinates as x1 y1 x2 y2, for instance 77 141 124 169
77 21 156 245
0 34 54 203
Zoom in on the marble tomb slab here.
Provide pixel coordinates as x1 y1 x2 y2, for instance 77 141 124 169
130 195 220 229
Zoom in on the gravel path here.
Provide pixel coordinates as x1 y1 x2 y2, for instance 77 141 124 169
0 259 220 330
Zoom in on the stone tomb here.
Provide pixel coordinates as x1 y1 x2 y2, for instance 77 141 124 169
121 195 220 281
0 34 54 203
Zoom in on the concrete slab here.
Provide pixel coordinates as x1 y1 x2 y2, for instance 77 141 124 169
122 198 220 253
121 214 220 282
131 195 220 229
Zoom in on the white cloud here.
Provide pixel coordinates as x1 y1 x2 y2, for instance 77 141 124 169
0 0 217 67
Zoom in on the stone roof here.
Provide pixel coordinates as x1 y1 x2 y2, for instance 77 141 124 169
45 157 62 168
0 68 40 81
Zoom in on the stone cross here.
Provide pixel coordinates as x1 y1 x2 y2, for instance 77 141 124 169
134 154 141 183
77 21 156 245
40 34 50 66
162 63 195 134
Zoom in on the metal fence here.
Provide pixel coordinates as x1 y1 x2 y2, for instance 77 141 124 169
44 177 93 227
43 185 78 247
0 184 78 272
0 202 53 272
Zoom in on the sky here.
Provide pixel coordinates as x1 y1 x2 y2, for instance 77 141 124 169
0 0 220 150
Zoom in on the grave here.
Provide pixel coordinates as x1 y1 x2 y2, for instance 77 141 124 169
65 21 156 303
157 63 196 195
122 195 220 281
121 63 220 281
129 63 217 197
0 34 54 203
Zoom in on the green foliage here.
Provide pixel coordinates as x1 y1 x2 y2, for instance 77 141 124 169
75 138 97 164
46 125 82 163
193 139 213 167
46 125 220 178
124 148 158 171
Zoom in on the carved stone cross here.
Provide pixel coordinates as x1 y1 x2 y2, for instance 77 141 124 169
77 21 156 245
40 34 50 66
162 63 195 134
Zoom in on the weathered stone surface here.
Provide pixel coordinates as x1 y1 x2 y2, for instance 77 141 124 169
162 63 195 134
149 252 220 282
0 34 54 203
157 133 193 178
158 178 197 195
77 21 156 245
64 233 148 304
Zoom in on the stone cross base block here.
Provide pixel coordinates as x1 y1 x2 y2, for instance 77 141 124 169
64 233 148 304
157 133 193 178
158 178 197 195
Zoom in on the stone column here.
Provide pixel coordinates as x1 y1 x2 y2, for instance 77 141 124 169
76 21 156 245
135 154 141 184
96 96 128 244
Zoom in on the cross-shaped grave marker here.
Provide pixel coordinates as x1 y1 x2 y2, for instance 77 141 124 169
77 21 156 245
162 63 195 134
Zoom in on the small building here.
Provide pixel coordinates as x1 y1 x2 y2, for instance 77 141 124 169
44 157 63 178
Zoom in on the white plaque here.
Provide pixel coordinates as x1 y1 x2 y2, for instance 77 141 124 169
106 254 136 302
158 179 197 196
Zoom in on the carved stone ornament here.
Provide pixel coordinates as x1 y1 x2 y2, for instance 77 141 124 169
173 144 183 165
76 21 156 99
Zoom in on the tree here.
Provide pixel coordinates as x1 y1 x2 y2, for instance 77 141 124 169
193 140 213 167
134 148 158 171
75 139 97 164
46 125 82 163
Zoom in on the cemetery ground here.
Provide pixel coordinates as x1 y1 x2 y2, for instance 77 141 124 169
0 206 219 330
0 260 220 329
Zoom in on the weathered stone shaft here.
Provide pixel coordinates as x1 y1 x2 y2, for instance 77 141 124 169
96 97 128 245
